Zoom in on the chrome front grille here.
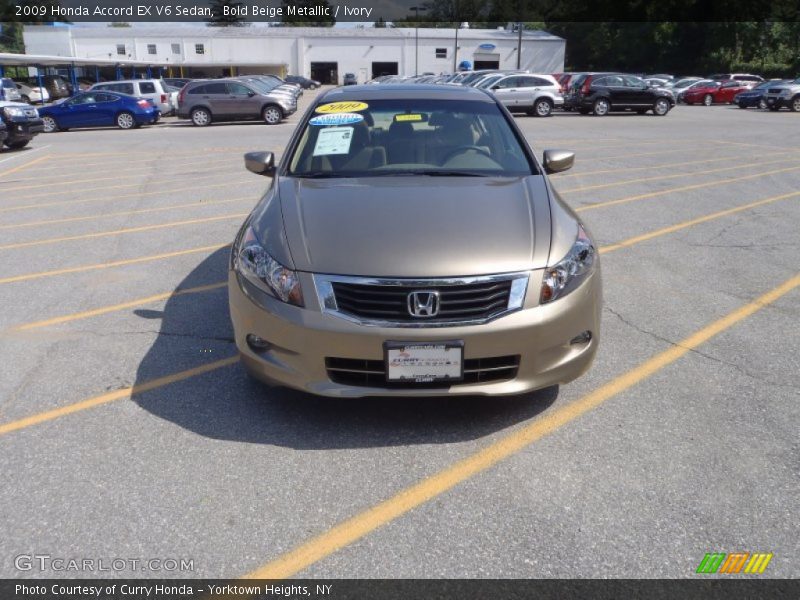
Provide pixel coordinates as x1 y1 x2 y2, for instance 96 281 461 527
326 355 520 388
315 273 529 327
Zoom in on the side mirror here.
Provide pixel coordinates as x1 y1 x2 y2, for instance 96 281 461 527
491 85 500 90
244 151 275 177
543 149 575 174
247 91 256 97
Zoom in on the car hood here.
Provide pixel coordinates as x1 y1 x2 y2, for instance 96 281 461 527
274 175 552 277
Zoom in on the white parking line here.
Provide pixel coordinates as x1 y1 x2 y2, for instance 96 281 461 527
0 144 51 168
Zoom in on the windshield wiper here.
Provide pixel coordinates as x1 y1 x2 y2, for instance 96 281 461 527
293 172 343 179
370 170 491 177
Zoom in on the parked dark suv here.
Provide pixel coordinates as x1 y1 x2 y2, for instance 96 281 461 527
0 101 44 149
176 78 296 126
568 72 675 116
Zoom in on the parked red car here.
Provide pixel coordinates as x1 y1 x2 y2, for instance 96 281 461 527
683 79 752 105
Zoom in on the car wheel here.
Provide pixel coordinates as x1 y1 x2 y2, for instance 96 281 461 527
191 107 211 126
116 111 135 129
21 95 30 103
652 98 670 116
758 98 767 110
703 94 713 106
737 103 747 109
791 96 800 112
5 140 29 149
531 98 553 117
42 115 59 133
262 105 283 125
593 98 610 116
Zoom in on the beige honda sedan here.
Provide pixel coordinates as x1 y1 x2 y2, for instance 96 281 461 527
228 84 601 397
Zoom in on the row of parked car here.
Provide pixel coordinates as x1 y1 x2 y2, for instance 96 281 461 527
372 70 676 117
374 69 800 115
0 71 316 150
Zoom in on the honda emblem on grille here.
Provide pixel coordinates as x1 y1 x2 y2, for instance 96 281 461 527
408 290 440 318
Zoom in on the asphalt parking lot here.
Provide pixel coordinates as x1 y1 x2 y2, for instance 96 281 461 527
0 89 798 579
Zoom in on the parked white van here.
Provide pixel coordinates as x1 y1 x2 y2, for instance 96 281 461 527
90 79 174 115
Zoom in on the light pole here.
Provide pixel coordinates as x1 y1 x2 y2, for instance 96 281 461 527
516 22 523 69
410 6 426 76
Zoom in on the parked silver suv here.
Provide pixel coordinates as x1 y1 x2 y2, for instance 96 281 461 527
764 77 800 112
177 78 296 126
488 73 564 117
91 79 174 115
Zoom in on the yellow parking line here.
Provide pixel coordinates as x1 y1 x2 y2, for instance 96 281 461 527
45 147 250 162
590 147 692 161
0 155 50 179
0 213 248 251
0 356 240 436
5 155 240 184
11 282 227 331
599 191 800 254
559 156 800 194
556 150 798 179
0 243 229 285
3 171 232 201
0 181 245 214
575 164 800 213
6 187 797 332
0 197 253 231
241 272 800 579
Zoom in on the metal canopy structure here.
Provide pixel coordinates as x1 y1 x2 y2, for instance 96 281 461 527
0 52 170 94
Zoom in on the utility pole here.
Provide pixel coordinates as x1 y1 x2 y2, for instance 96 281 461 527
410 6 426 76
516 22 523 69
453 25 459 71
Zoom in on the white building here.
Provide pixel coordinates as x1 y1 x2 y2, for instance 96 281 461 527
23 25 565 84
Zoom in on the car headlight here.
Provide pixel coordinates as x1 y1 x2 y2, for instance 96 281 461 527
3 106 26 118
540 225 596 304
234 225 304 307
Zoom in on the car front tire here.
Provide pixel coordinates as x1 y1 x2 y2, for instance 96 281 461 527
262 105 283 125
42 115 58 133
5 140 29 149
531 98 553 117
703 94 713 106
653 98 670 116
791 96 800 112
758 98 767 110
191 107 212 127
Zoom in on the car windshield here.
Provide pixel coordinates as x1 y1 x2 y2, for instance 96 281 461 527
289 98 534 178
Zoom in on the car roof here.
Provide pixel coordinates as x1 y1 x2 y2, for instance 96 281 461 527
318 84 496 103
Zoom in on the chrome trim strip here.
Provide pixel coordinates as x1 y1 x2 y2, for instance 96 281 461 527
312 272 531 328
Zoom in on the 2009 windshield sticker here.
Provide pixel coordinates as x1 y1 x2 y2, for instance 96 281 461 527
312 126 354 156
395 114 423 122
315 101 369 114
309 113 364 126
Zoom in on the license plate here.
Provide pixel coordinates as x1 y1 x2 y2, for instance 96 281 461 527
385 342 463 383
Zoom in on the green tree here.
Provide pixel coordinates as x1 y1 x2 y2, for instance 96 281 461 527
206 0 250 26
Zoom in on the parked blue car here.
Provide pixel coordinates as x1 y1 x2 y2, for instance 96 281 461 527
39 90 159 132
734 81 774 109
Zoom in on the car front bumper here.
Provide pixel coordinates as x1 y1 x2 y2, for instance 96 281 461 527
3 118 44 141
229 268 601 398
764 95 788 108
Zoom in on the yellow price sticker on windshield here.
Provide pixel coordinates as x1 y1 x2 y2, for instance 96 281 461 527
316 101 369 114
395 114 423 122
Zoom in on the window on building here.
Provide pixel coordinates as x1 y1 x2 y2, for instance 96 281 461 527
116 44 126 55
171 43 180 54
195 43 205 55
147 44 157 55
435 48 447 58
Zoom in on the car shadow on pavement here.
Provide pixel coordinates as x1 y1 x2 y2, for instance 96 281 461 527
132 247 559 450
